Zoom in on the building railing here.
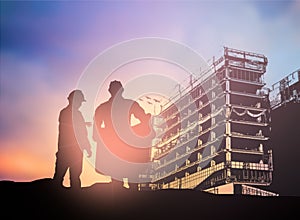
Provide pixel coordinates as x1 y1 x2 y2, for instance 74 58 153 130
269 68 300 109
241 184 279 196
231 131 269 141
153 121 225 160
155 162 225 189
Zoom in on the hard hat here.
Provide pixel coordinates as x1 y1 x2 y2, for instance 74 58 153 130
68 90 86 102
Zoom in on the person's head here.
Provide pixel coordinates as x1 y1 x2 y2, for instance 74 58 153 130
108 80 124 97
67 90 86 108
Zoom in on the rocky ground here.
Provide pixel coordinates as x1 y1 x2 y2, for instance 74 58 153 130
0 178 299 219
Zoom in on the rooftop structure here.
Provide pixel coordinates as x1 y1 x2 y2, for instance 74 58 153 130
269 68 300 110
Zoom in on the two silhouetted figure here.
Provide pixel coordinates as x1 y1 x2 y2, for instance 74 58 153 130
53 81 155 190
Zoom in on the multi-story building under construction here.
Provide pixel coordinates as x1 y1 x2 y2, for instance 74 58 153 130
140 47 277 196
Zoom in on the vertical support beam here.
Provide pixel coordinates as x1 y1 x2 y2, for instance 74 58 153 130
225 135 232 177
225 65 230 78
226 168 231 181
226 136 231 150
225 68 231 106
225 110 232 180
226 93 230 105
225 65 232 181
226 80 230 92
226 122 231 136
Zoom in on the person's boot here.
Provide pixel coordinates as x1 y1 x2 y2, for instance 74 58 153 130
70 178 81 192
52 177 64 189
129 182 138 192
111 179 124 192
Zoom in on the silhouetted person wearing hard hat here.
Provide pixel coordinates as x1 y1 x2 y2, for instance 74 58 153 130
53 90 92 189
93 80 155 191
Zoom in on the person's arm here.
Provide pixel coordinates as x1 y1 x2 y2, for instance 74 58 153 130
132 101 151 124
76 111 92 157
92 106 103 143
132 101 156 138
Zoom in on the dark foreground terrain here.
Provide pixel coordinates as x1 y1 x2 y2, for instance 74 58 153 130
0 178 299 219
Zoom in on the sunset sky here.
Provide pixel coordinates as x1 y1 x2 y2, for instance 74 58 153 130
1 0 299 187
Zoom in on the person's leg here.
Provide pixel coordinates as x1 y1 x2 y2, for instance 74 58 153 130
53 151 68 187
127 177 138 191
129 182 138 191
69 153 83 189
111 178 124 191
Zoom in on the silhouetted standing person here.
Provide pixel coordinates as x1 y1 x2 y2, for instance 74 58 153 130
53 90 92 189
93 80 155 190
